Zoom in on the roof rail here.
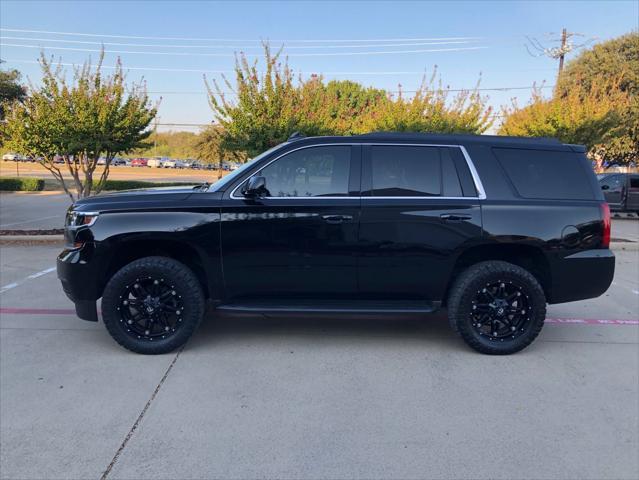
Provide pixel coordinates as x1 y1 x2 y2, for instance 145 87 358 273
287 131 305 142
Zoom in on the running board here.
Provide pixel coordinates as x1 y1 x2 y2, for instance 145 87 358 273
216 299 440 316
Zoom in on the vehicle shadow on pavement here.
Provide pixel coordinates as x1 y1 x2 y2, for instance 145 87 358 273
188 310 466 352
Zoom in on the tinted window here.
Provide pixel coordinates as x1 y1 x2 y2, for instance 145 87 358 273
599 174 623 189
494 148 595 200
370 146 441 196
258 146 350 197
629 176 639 189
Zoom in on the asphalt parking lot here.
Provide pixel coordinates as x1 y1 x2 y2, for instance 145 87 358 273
0 242 637 479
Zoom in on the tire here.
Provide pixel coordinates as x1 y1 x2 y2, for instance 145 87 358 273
447 261 546 355
101 256 205 354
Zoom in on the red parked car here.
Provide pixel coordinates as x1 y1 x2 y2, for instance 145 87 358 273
131 158 148 167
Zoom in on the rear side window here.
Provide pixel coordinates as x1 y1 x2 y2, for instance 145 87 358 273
370 146 441 196
493 148 595 200
630 176 639 189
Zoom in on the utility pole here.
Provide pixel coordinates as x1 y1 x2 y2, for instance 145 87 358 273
557 28 567 77
525 29 595 81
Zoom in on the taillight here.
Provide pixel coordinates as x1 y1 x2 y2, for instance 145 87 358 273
601 202 611 248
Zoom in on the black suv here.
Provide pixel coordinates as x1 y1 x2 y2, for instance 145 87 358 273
57 133 614 355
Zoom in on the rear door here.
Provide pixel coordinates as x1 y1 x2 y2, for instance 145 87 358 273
358 144 483 301
220 144 361 301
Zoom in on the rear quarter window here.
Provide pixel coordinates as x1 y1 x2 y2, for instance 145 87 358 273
493 147 595 200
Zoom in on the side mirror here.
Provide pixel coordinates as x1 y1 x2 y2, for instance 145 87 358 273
601 184 610 190
243 176 266 197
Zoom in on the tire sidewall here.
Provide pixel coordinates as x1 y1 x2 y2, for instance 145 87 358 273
450 262 546 355
101 257 204 354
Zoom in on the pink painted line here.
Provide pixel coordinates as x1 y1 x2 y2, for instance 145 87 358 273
545 317 639 325
0 308 638 325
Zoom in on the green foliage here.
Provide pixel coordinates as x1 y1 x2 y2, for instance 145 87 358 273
501 32 638 167
558 32 639 96
99 180 197 191
207 44 493 158
0 69 27 120
0 177 45 191
2 52 157 200
131 131 199 158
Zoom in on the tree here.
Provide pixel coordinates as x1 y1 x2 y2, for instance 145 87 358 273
206 44 298 158
558 32 639 96
500 32 638 167
194 125 246 178
207 44 494 159
2 53 157 201
0 68 27 121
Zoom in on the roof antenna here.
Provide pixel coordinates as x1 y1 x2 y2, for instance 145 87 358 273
287 131 305 141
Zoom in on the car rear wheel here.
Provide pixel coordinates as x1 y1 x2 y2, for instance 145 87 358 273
447 261 546 355
101 256 205 354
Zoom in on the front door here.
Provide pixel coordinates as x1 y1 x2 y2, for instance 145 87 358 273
600 174 624 209
358 144 483 301
220 144 361 301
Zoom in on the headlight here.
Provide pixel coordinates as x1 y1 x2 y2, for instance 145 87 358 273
66 211 100 227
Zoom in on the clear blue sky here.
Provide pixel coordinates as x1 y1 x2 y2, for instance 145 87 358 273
1 0 637 132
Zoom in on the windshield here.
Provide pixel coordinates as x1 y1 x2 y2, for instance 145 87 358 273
207 143 287 192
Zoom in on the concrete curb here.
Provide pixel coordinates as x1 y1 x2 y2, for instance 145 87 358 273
0 234 637 250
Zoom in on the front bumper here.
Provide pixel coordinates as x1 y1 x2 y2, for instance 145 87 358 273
57 244 100 321
549 249 615 304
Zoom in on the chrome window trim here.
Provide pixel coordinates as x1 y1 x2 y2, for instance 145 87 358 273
229 142 486 200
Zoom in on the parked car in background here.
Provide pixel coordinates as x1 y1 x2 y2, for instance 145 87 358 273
147 157 164 168
2 153 19 161
598 173 639 213
58 132 614 356
97 157 107 166
112 158 128 166
163 159 186 169
131 158 149 167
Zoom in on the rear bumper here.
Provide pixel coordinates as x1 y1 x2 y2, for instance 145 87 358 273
549 249 615 304
57 244 100 321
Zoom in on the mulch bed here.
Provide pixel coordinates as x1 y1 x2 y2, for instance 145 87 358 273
0 229 64 236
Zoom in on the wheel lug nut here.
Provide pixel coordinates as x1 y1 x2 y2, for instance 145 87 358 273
176 309 181 315
511 326 516 331
165 326 170 331
172 290 176 295
127 320 133 324
154 280 159 285
123 300 128 305
144 330 150 335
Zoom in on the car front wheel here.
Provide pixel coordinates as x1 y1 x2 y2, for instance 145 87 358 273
447 260 546 355
101 256 205 354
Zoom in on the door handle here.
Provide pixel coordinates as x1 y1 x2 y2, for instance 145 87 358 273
440 213 472 222
322 214 353 224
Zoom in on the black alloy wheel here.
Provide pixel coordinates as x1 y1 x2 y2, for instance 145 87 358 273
102 256 205 354
447 260 546 355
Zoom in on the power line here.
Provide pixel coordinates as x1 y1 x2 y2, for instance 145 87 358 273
6 59 557 76
0 27 484 43
147 85 554 95
0 35 480 50
1 42 489 57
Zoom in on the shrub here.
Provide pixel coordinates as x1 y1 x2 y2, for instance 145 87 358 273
100 180 197 191
0 177 45 191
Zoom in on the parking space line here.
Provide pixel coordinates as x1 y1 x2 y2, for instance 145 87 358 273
0 266 56 294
